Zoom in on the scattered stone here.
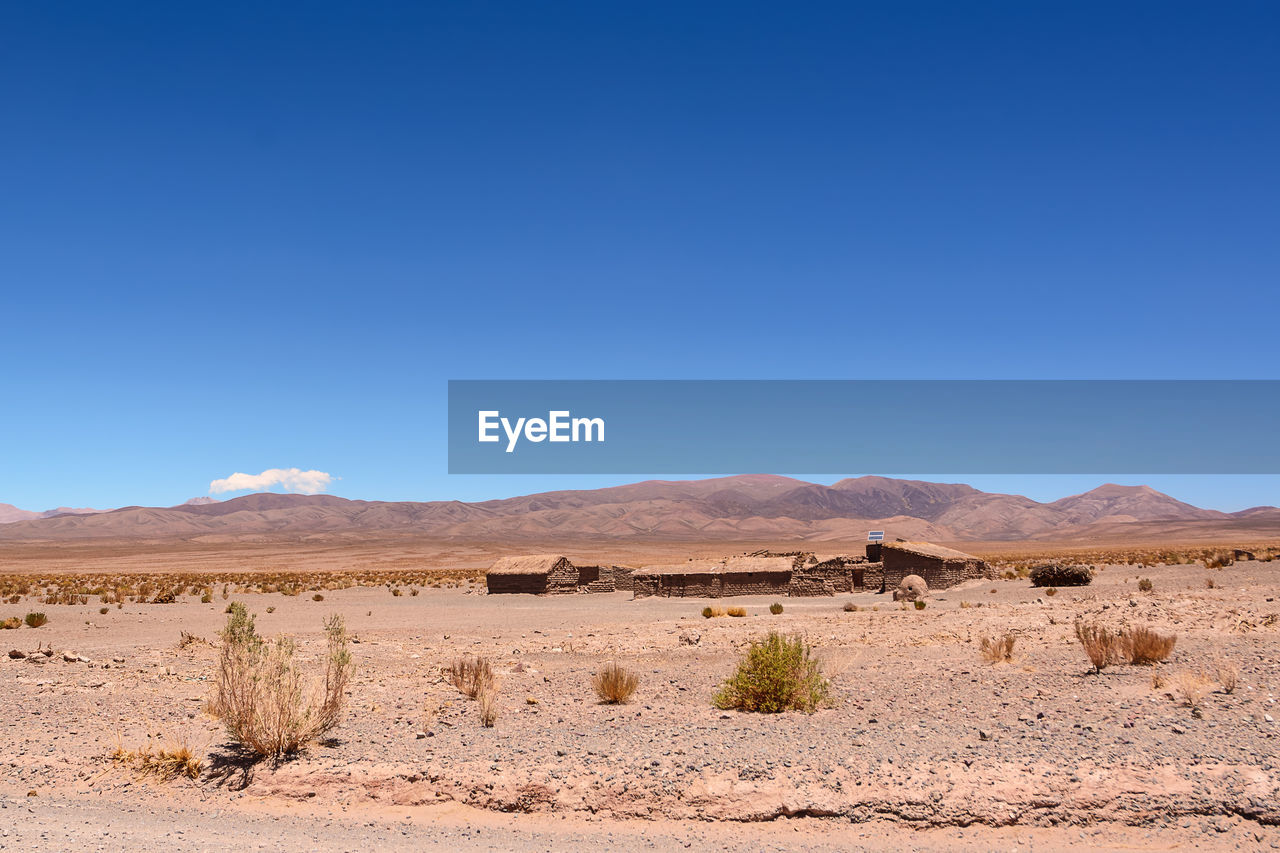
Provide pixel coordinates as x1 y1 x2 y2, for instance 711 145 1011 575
678 630 701 646
7 649 24 659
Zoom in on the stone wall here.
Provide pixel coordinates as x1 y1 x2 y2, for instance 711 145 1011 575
861 561 884 593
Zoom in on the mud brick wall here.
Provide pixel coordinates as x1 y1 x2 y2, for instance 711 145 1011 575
633 574 660 598
721 572 791 597
575 565 617 593
797 559 857 595
787 573 835 596
486 574 549 595
547 559 580 594
883 551 988 591
612 567 635 593
861 561 884 592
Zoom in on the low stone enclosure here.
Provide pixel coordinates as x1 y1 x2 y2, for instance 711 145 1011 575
487 542 988 598
485 554 634 595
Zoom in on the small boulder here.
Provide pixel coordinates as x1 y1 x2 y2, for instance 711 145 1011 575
678 630 701 646
7 649 24 659
893 575 928 602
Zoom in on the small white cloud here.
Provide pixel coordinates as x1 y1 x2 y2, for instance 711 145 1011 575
209 468 335 495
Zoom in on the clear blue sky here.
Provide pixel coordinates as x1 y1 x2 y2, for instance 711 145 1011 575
2 2 1277 512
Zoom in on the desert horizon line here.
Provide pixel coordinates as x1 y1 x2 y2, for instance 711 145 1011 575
3 473 1277 519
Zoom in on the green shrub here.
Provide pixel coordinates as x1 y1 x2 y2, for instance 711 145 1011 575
712 632 831 713
24 612 47 628
769 602 784 615
208 602 354 758
913 600 926 610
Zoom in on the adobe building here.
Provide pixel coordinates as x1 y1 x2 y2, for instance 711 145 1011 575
485 555 579 595
879 541 990 591
631 556 798 599
485 555 633 595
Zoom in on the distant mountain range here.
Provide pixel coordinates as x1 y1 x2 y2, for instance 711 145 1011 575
0 504 106 524
1 476 1277 545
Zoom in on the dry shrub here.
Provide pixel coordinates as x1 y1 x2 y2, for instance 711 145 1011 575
843 602 858 612
1204 550 1234 569
727 606 747 618
1211 655 1239 694
1137 578 1153 592
713 632 831 714
477 684 500 727
593 662 639 704
1173 669 1212 715
24 612 47 628
1120 626 1176 665
1204 576 1217 589
1074 621 1121 673
0 616 20 630
178 631 211 649
1150 665 1166 690
448 655 494 699
1029 563 1092 587
208 603 354 759
979 633 1015 664
701 606 725 619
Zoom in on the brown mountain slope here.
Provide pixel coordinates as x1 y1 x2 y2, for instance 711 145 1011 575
0 477 1272 544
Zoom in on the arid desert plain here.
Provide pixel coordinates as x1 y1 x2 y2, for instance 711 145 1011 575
1 534 1278 852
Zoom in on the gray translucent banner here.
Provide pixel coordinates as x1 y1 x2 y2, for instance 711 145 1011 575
447 380 1280 474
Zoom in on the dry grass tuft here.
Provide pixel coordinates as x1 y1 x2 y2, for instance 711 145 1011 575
701 606 726 619
111 732 203 781
0 616 21 630
1074 621 1121 673
1120 626 1176 665
978 633 1016 664
1173 669 1212 716
207 603 354 759
178 631 211 650
1211 655 1239 694
477 684 500 727
726 606 747 617
592 662 639 704
448 655 495 700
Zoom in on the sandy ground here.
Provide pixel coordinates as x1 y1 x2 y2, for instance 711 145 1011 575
2 558 1279 851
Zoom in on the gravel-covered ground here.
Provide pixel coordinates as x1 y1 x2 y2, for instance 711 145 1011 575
2 559 1278 850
